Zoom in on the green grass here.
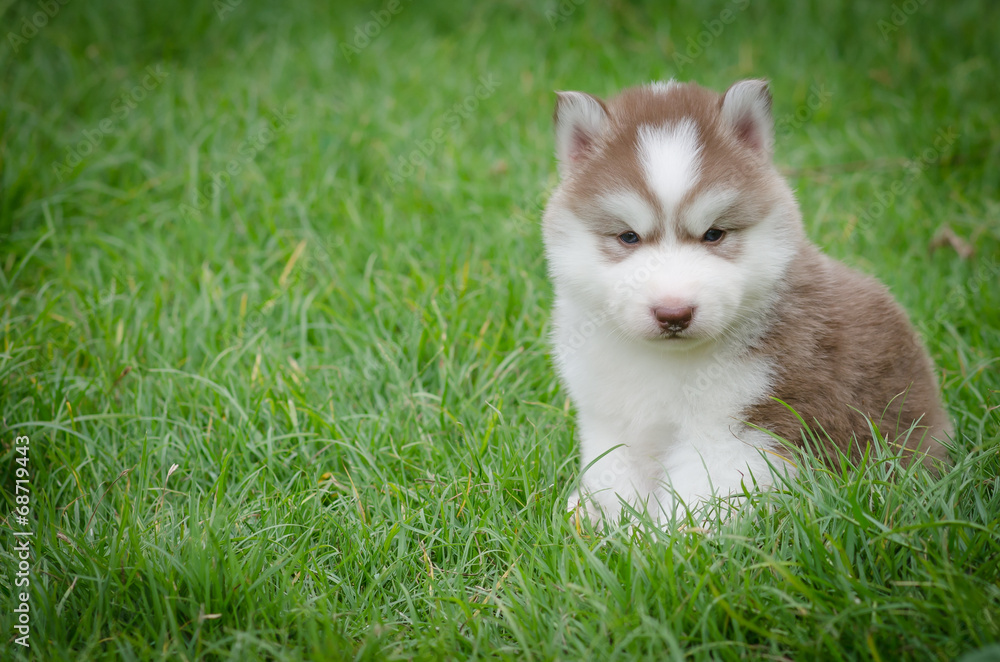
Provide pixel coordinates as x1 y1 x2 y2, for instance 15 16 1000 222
2 0 999 659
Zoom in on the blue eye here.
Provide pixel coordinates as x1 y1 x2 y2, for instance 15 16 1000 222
618 231 640 245
702 228 726 243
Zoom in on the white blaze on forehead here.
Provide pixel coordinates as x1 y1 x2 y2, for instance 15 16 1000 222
596 189 658 237
683 187 740 234
638 119 703 215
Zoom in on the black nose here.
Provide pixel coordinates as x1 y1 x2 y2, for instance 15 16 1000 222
652 305 694 332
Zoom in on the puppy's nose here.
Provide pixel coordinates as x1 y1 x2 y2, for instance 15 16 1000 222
652 305 694 331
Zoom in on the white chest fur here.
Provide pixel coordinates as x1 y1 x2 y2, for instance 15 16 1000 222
553 300 791 523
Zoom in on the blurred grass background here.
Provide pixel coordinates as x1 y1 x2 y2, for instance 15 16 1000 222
1 0 998 660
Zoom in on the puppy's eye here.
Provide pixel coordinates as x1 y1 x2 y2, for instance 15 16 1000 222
702 228 726 243
618 231 640 245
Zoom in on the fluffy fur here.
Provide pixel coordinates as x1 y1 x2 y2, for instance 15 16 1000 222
542 79 951 525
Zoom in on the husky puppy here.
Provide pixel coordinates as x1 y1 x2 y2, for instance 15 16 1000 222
542 79 951 524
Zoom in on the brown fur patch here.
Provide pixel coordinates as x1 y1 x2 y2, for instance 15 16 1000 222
743 244 952 469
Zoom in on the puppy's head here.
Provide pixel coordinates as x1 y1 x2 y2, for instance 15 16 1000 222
543 79 804 347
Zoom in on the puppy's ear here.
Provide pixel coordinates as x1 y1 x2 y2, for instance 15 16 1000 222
720 79 773 157
554 91 609 177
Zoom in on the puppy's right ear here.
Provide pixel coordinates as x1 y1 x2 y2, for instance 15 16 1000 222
554 91 609 178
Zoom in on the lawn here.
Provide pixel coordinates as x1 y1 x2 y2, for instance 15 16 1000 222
2 0 999 659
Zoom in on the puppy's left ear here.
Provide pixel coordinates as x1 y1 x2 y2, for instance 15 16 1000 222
554 91 609 178
720 79 774 157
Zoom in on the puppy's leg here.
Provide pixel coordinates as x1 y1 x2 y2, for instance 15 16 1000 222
569 413 662 525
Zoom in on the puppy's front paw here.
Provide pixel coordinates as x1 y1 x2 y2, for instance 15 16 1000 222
567 490 604 527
